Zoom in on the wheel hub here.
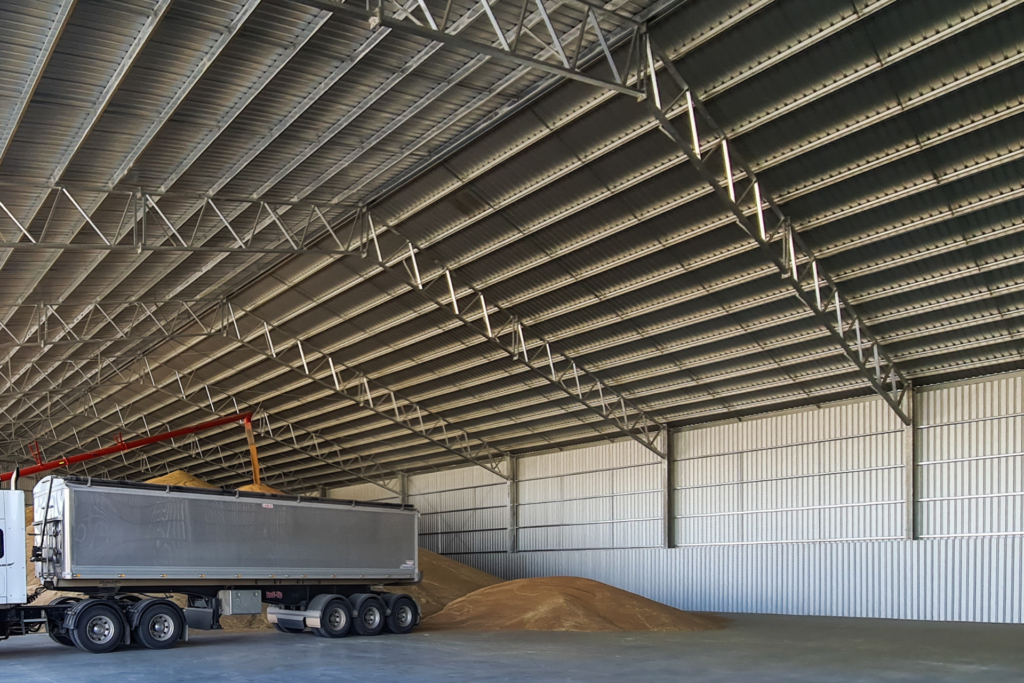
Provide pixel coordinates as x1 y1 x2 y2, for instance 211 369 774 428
149 614 175 642
86 615 115 645
363 606 381 629
328 607 346 630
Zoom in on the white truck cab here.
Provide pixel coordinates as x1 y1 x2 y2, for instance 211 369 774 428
0 488 28 606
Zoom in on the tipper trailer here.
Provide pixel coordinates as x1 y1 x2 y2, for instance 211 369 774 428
0 475 421 653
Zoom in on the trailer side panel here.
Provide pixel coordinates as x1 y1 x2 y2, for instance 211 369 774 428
38 479 418 584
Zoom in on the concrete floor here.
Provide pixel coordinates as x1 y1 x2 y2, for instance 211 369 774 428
2 613 1022 681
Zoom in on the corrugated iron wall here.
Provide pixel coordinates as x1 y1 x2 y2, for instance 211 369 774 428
411 467 509 554
917 372 1024 539
329 370 1024 623
519 439 664 551
673 397 905 545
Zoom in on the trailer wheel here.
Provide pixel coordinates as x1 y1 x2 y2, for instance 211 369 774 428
134 604 183 650
351 595 385 637
69 604 124 654
384 595 418 635
273 623 305 634
312 597 352 639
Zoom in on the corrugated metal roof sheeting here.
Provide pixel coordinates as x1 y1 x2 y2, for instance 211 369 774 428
2 0 1024 490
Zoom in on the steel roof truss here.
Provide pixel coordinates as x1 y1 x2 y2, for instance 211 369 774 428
229 305 510 480
0 187 361 256
311 0 643 98
0 299 224 351
364 219 668 458
639 34 912 424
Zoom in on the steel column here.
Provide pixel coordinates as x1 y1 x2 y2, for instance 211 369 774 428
507 455 518 553
903 382 917 540
661 427 675 548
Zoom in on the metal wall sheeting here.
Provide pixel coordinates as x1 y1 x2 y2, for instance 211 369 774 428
408 464 509 554
449 536 1024 623
917 372 1024 538
518 439 664 551
327 481 400 504
330 369 1024 622
673 397 905 545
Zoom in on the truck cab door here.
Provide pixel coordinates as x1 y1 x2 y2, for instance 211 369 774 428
0 489 28 606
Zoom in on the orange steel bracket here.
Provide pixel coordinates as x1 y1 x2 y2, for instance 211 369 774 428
244 415 261 486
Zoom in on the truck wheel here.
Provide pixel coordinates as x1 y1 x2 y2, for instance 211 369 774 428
312 597 352 638
351 595 385 637
135 604 183 650
47 627 75 647
70 604 124 654
47 597 80 646
273 623 305 634
384 595 418 635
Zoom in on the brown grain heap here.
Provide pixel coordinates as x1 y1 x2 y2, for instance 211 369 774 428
384 549 503 617
425 576 728 632
145 470 217 488
236 482 285 494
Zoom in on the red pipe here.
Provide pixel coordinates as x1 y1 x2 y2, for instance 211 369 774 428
0 412 252 482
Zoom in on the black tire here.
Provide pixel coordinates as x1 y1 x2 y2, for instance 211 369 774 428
312 597 352 639
384 595 418 635
351 595 385 637
134 604 183 650
47 597 79 647
273 622 305 634
69 603 124 654
47 626 76 647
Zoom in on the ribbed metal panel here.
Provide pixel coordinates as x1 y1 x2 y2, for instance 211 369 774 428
517 439 664 551
450 535 1024 623
409 466 508 495
410 474 509 553
918 371 1024 538
327 482 400 503
672 397 903 545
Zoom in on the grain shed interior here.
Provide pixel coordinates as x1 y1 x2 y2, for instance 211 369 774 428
1 0 1023 679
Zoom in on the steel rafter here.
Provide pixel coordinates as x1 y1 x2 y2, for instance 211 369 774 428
310 0 645 98
0 354 142 408
0 187 362 256
357 209 667 457
226 304 511 479
632 31 911 422
0 298 226 351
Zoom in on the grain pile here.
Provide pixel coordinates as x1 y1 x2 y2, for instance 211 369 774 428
145 470 218 488
237 482 285 494
425 576 727 632
384 549 504 617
